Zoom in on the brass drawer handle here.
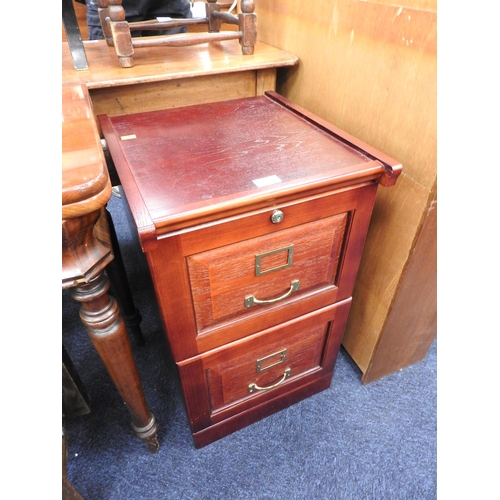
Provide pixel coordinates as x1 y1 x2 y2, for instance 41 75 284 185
245 280 300 308
248 368 291 393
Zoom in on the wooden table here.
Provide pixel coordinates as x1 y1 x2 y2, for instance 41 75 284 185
62 83 158 452
62 39 298 117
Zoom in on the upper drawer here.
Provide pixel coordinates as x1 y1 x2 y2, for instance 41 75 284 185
148 183 378 360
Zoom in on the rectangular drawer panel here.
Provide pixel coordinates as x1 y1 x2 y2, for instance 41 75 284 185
186 213 348 333
208 322 326 411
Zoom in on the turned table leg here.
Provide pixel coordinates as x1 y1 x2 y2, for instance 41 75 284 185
70 272 159 452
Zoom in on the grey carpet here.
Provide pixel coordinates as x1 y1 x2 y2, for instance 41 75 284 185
62 193 437 500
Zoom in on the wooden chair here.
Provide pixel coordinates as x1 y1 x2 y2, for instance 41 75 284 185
97 0 257 68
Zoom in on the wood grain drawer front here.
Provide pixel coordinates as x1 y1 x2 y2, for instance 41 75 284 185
178 299 351 431
208 323 325 412
147 184 377 361
187 213 348 334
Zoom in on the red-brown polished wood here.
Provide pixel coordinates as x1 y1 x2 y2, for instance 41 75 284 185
70 273 158 450
99 92 402 447
62 84 113 287
62 83 158 451
99 92 399 248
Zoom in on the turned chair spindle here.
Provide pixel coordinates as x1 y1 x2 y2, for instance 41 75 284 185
96 0 257 68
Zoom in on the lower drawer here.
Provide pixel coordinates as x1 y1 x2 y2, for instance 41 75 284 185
177 298 351 438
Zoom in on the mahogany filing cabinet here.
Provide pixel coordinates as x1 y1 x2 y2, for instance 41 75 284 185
98 92 402 447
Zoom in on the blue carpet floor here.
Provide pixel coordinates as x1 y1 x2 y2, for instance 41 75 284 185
62 194 437 500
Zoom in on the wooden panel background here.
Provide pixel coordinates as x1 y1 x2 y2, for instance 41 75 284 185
255 0 436 380
89 72 259 117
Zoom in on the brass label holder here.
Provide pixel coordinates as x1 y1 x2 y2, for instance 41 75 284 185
255 245 294 276
256 349 287 372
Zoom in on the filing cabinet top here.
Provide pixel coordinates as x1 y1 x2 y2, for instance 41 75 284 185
99 92 401 249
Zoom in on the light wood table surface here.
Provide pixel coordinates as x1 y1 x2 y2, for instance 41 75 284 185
63 39 298 116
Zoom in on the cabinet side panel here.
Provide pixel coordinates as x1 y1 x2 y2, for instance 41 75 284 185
177 358 213 432
145 237 200 360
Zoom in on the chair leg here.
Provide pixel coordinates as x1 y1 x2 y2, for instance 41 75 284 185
110 19 135 68
105 208 145 346
207 0 221 32
239 0 257 55
62 344 91 418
